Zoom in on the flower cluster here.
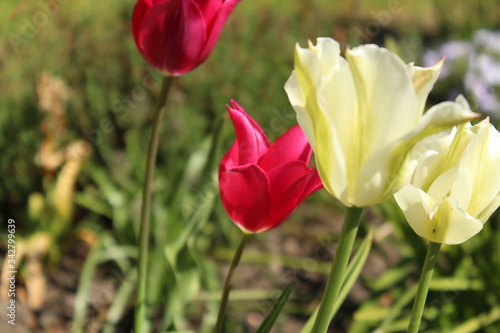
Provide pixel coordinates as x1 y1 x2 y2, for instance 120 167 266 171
129 2 500 331
285 38 479 207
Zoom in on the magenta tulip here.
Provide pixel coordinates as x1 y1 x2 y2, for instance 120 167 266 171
219 100 323 233
132 0 242 75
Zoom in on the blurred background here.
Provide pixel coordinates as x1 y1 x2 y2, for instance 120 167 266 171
1 0 500 332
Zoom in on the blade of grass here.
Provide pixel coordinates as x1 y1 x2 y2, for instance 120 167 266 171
256 279 297 333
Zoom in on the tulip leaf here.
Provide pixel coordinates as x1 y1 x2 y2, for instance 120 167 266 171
301 229 373 333
256 279 296 333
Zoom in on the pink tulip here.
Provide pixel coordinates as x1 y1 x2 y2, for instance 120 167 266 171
132 0 242 75
219 100 323 233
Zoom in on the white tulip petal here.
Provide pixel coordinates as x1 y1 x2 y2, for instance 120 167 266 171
285 40 350 204
285 72 315 148
427 168 457 200
429 197 483 245
394 185 435 240
409 129 455 190
346 44 418 152
407 60 443 114
315 37 343 77
453 120 500 217
477 192 500 223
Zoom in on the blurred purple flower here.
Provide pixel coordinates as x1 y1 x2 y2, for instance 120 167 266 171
422 41 472 78
422 29 500 117
473 29 500 53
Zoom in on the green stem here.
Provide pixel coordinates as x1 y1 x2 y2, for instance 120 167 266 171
135 76 174 333
407 241 442 333
213 232 252 333
312 206 363 333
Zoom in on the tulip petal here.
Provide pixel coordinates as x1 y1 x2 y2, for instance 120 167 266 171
356 96 480 206
394 184 436 240
452 119 500 220
407 59 443 114
227 100 270 165
219 164 271 233
132 0 154 45
262 161 319 232
394 186 483 245
284 72 316 148
429 197 483 245
285 41 349 204
346 44 419 153
477 192 500 223
258 125 312 172
200 0 242 63
301 168 324 199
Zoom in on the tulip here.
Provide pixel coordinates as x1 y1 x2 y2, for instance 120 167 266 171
285 38 480 207
219 100 323 233
394 117 500 245
132 0 242 75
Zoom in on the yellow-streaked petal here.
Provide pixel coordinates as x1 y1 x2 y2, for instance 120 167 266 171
452 119 500 219
407 59 443 114
409 129 455 190
285 40 350 204
395 187 483 245
346 44 418 153
429 197 483 245
355 98 478 206
285 72 315 148
394 185 435 240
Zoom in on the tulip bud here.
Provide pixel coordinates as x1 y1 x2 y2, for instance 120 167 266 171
132 0 242 75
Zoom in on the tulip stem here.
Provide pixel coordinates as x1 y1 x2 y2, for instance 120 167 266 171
311 206 363 333
213 231 252 333
135 75 174 333
407 241 441 333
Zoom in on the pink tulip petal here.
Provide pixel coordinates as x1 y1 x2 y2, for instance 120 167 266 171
259 161 320 232
300 168 324 199
227 100 270 165
219 141 239 169
219 164 271 233
132 0 154 44
258 124 312 172
195 0 223 25
200 0 243 62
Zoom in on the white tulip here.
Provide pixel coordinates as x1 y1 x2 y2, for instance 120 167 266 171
395 118 500 244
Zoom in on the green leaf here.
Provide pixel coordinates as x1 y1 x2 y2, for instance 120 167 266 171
256 279 297 333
